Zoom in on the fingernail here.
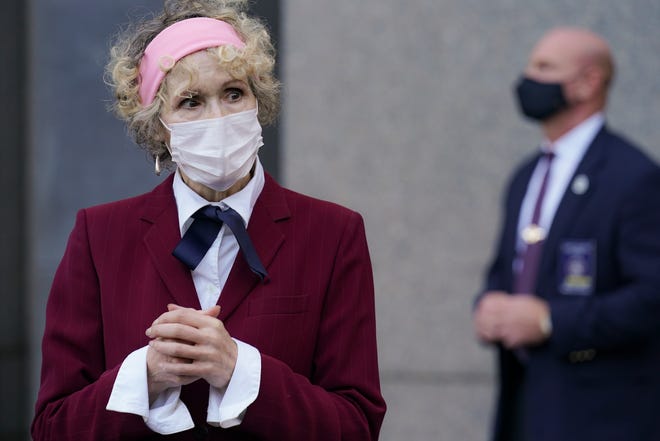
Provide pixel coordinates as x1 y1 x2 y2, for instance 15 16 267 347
145 327 152 337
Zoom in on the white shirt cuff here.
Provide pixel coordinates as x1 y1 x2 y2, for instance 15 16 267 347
207 339 261 428
106 346 194 434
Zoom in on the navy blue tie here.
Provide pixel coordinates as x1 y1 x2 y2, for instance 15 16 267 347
172 205 268 281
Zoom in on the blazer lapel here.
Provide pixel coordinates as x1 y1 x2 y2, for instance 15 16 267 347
218 174 289 321
141 175 201 308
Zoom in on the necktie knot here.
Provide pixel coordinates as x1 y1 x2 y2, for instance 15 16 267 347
193 204 223 222
173 204 268 281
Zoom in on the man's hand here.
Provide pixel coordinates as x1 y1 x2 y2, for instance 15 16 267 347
474 291 551 349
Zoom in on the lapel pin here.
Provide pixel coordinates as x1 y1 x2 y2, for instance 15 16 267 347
572 174 589 195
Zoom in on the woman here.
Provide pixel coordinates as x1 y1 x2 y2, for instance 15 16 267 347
31 1 386 440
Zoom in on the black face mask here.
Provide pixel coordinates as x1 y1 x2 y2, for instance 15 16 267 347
514 76 568 121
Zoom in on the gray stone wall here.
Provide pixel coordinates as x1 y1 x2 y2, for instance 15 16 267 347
282 1 660 440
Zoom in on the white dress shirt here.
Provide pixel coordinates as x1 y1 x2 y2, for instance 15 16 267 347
515 113 605 267
106 158 265 434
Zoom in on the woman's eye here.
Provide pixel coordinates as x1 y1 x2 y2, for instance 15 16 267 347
226 88 243 102
177 94 200 108
179 98 198 108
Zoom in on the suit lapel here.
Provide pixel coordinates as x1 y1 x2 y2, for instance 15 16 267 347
218 174 289 321
141 175 201 308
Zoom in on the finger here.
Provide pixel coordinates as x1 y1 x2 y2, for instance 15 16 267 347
147 322 201 343
147 347 198 392
156 336 192 345
501 328 523 349
149 338 207 361
473 309 496 334
502 337 518 349
483 292 512 308
479 326 497 342
476 324 493 342
476 332 497 345
152 308 222 329
158 360 210 378
150 370 199 388
154 353 194 365
158 359 233 385
148 320 231 349
475 327 491 342
149 342 194 364
166 303 194 312
202 305 221 318
167 303 221 317
167 303 187 310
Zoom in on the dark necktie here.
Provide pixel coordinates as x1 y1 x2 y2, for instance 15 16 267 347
514 152 555 294
172 204 268 280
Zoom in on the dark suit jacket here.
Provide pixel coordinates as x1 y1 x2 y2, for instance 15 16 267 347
483 126 660 441
32 173 386 441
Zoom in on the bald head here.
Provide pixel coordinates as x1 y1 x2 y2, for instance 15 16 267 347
534 27 614 87
526 27 615 94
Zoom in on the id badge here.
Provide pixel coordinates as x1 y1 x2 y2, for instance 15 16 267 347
558 240 596 295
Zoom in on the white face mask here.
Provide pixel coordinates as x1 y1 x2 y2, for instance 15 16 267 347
162 107 264 191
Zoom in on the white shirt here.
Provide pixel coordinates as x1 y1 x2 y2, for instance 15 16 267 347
515 113 604 266
106 158 265 433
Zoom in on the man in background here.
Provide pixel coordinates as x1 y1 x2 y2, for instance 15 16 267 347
474 27 660 441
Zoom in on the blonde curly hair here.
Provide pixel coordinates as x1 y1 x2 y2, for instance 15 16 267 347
105 0 280 168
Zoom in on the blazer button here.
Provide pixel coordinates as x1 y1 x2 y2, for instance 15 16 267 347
568 349 597 363
192 425 208 440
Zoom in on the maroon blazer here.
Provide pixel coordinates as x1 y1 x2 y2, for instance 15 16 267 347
32 173 386 441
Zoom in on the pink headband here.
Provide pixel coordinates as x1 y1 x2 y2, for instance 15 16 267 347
138 17 246 106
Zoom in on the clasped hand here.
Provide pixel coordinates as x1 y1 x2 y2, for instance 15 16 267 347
473 291 550 349
145 304 238 401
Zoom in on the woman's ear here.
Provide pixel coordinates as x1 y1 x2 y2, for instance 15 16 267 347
153 118 172 153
